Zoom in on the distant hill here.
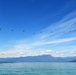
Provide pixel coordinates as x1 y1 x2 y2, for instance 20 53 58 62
0 55 76 63
70 60 76 62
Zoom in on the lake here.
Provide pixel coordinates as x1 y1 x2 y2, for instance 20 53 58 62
0 62 76 75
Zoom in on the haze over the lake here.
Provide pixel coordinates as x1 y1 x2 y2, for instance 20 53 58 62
0 0 76 58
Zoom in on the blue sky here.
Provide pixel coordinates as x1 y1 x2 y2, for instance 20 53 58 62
0 0 76 57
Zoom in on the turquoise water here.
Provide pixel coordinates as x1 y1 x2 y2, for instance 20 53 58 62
0 63 76 75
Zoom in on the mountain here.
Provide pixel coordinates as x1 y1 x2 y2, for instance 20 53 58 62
70 60 76 62
0 55 76 63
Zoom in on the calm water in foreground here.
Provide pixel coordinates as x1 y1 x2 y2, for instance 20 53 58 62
0 62 76 75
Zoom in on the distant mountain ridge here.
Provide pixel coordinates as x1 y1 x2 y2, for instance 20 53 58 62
70 59 76 62
0 55 76 63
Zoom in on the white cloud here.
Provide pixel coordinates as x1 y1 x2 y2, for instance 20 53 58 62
38 16 76 40
0 50 76 58
31 37 76 47
0 11 76 58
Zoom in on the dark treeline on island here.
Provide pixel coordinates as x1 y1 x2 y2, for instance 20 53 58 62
0 55 76 63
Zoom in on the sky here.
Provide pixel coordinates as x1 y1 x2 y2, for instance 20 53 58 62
0 0 76 58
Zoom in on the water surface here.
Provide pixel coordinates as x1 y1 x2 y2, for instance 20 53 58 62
0 62 76 75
